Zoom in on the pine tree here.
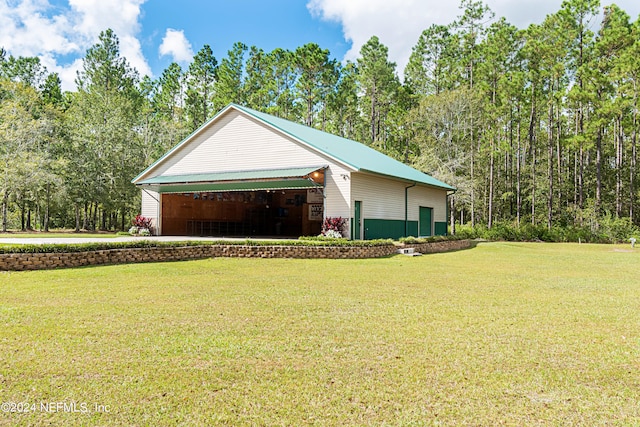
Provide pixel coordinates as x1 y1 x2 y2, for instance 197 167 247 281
185 45 217 131
294 43 338 128
356 36 399 147
68 29 142 230
213 42 247 110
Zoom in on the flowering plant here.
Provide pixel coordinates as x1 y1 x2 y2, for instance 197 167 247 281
321 216 347 238
130 215 153 236
323 229 343 239
132 215 153 229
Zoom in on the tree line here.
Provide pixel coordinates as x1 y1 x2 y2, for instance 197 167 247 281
1 0 639 236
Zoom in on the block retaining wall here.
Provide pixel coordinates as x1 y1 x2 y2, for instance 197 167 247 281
408 239 471 254
0 240 471 271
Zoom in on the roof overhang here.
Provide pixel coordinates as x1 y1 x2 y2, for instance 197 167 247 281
136 166 326 194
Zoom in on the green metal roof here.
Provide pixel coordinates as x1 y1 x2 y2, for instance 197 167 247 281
133 103 455 191
137 166 324 185
230 104 455 191
154 179 321 194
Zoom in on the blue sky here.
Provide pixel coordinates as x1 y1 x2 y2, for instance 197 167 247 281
140 0 349 78
1 0 639 91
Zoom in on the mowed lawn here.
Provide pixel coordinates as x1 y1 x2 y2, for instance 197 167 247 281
0 242 639 426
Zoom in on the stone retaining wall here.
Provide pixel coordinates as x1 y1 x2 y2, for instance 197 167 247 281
409 239 472 254
0 240 471 271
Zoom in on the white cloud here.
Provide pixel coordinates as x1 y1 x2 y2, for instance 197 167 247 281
159 29 194 63
308 0 640 78
308 0 442 76
0 0 151 91
0 0 79 58
39 55 84 90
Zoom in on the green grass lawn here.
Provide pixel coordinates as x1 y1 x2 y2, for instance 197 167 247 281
1 242 639 426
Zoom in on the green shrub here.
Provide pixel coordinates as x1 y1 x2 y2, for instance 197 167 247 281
0 238 397 254
298 235 347 242
455 224 480 240
399 235 463 244
452 218 639 244
599 214 640 243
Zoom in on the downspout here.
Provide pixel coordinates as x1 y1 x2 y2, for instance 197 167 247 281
446 189 457 235
323 170 327 235
405 182 416 237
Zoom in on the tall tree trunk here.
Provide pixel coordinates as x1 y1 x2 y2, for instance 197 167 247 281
101 208 107 231
532 146 537 226
35 196 40 230
528 83 537 225
556 101 562 212
616 116 623 218
596 125 603 217
75 204 80 232
92 201 98 231
547 101 553 230
83 202 89 231
574 151 579 224
488 138 495 229
44 183 50 232
370 85 377 143
579 145 585 212
470 111 475 228
470 144 475 227
450 195 455 235
577 18 585 212
517 119 522 226
631 90 637 222
306 96 313 127
20 200 25 231
2 193 8 232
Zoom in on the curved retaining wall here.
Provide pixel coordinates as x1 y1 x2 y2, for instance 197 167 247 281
0 240 471 271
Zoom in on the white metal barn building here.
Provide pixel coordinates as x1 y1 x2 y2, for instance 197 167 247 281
132 104 455 240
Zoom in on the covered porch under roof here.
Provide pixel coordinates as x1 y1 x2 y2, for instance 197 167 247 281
136 166 327 237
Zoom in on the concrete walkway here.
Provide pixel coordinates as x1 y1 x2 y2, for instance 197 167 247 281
0 236 276 245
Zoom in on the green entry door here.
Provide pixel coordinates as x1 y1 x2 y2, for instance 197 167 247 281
419 206 433 237
354 201 362 240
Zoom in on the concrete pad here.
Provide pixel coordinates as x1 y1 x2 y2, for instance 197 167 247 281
0 236 278 245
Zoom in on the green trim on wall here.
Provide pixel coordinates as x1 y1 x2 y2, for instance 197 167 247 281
350 218 354 240
364 219 418 240
154 179 320 194
434 222 447 236
419 206 433 237
406 221 418 237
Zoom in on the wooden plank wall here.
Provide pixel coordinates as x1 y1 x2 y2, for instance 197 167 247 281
161 191 321 237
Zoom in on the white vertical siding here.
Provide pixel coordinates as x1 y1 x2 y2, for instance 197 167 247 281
135 107 449 238
351 172 405 219
141 190 160 231
152 111 337 176
138 109 355 235
408 186 448 222
323 166 351 235
351 172 447 221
